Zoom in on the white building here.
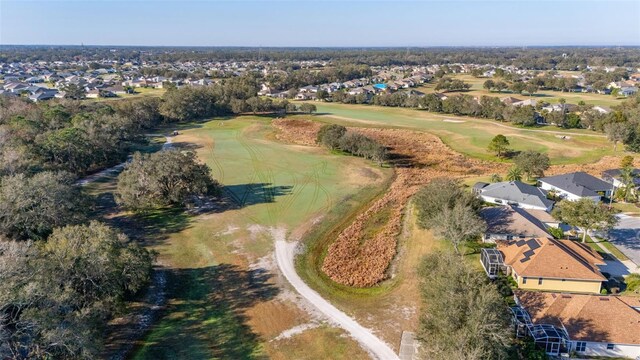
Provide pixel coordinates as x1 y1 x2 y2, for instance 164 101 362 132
538 172 613 203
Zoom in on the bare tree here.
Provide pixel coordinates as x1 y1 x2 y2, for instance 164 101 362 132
418 252 512 359
432 203 486 255
604 122 629 152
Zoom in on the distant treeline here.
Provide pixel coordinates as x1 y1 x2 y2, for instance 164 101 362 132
0 75 316 178
2 46 640 68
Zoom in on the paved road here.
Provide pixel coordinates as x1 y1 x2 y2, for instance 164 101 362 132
607 214 640 266
275 240 399 360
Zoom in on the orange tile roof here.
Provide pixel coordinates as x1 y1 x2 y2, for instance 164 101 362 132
517 291 640 345
498 238 605 281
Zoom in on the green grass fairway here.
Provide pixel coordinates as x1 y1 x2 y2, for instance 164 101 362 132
313 102 614 164
417 73 625 107
88 87 166 103
131 117 390 359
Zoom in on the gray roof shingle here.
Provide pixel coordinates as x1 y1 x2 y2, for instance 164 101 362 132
539 172 612 198
479 181 554 209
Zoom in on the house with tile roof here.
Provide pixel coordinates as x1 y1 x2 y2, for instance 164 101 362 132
538 172 613 202
492 237 606 294
515 291 640 358
474 181 554 211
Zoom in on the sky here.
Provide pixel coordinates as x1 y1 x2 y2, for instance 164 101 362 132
1 0 639 47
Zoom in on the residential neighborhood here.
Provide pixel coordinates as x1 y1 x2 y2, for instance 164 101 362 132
1 2 639 358
477 168 640 358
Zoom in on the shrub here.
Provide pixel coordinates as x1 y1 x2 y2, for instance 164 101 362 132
547 227 564 239
116 150 220 211
316 124 346 150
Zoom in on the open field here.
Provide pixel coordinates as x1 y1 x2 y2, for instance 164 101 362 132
416 73 626 107
273 119 503 346
312 102 616 165
88 87 167 102
88 105 631 358
112 117 391 359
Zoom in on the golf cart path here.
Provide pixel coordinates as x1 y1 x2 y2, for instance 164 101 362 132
76 134 174 360
76 135 173 186
275 240 399 360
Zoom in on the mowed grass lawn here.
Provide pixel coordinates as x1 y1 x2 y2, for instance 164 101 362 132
313 102 614 165
416 73 625 107
131 117 389 360
88 87 166 103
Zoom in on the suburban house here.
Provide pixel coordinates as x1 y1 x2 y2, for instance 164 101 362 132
593 105 612 114
480 206 552 243
520 208 562 229
538 172 613 202
542 103 578 113
513 291 640 358
501 96 523 105
474 181 554 211
619 86 638 97
512 99 538 107
601 168 640 188
481 237 606 293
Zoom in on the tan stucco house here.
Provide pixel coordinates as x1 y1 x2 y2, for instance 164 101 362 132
483 237 606 294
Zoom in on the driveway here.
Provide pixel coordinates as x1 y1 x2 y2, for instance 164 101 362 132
607 214 640 266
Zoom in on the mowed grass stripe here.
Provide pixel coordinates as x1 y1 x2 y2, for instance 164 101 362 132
132 117 391 359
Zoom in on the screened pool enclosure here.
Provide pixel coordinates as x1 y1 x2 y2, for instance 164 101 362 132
480 248 504 279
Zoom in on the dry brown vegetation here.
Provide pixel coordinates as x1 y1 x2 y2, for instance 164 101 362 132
547 155 637 177
274 119 505 287
272 118 322 146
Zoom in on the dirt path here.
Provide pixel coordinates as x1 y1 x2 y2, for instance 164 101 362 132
275 240 400 360
76 134 173 186
78 134 173 360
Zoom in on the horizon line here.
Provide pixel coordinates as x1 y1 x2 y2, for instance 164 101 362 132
2 44 640 49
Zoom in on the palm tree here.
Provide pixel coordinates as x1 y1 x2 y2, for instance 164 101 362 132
506 166 522 181
619 167 637 202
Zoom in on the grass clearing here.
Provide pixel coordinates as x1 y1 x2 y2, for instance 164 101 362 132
119 116 392 359
87 87 166 103
417 73 625 107
612 201 640 215
312 102 614 165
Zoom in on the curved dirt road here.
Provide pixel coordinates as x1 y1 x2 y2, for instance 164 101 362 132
275 240 399 360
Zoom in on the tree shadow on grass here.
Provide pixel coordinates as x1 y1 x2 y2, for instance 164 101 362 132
99 207 193 246
224 183 293 208
132 264 278 360
92 182 293 245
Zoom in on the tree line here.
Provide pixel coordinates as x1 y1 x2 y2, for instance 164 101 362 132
316 124 388 165
328 84 640 136
3 46 640 68
0 81 228 358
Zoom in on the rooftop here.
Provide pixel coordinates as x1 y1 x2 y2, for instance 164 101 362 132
480 206 552 239
517 291 640 345
478 181 554 210
539 172 612 198
498 237 606 281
